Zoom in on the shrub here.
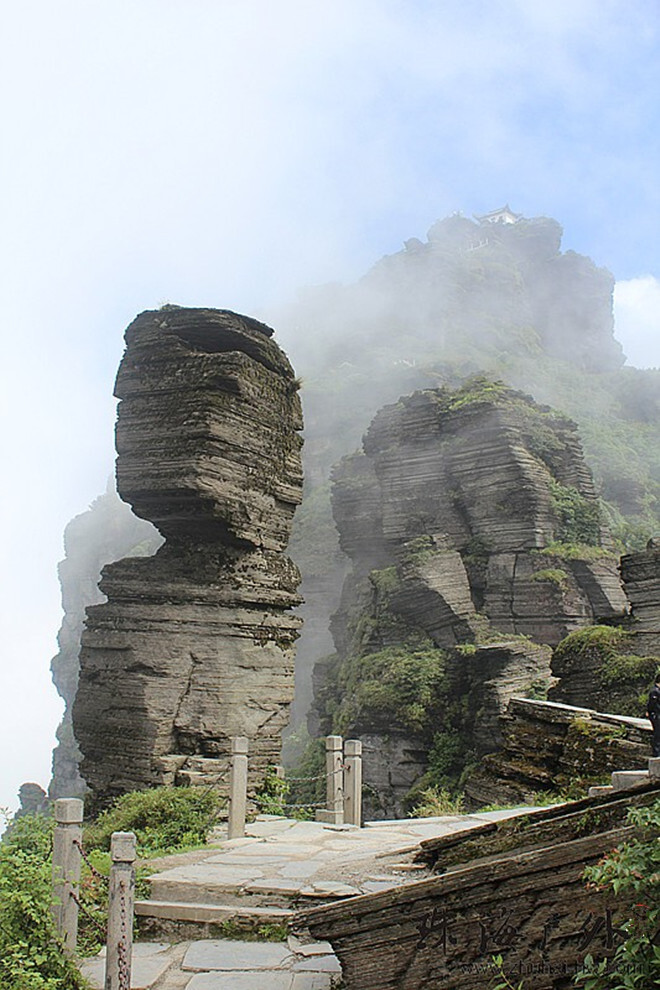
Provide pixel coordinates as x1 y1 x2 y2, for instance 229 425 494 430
409 787 465 818
83 786 222 856
548 479 601 546
253 767 290 817
0 812 88 989
536 542 614 561
574 799 660 989
555 625 631 659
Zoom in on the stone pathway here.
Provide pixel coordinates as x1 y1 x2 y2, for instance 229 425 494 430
81 808 543 989
81 937 341 989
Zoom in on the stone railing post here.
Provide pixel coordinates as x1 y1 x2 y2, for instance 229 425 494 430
344 739 363 826
316 735 344 825
51 797 83 954
105 831 136 990
228 736 249 839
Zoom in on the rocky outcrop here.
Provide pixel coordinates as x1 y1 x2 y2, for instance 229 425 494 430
332 382 626 651
464 697 652 807
620 542 660 655
72 309 303 808
548 544 660 714
313 381 626 814
548 625 657 716
50 489 160 799
271 208 655 745
345 639 553 820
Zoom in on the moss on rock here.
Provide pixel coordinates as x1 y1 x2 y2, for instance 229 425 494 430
332 646 448 734
552 625 658 716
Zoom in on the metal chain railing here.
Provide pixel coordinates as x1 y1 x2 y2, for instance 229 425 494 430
69 889 107 936
284 763 347 784
73 837 109 886
117 879 131 990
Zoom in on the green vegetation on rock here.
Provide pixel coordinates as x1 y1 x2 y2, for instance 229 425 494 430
552 625 657 716
535 542 614 561
575 799 660 989
332 646 448 734
441 376 509 412
409 786 465 818
531 568 569 589
548 479 601 546
554 626 630 658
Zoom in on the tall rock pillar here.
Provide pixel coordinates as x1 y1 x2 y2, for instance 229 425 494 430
72 308 303 807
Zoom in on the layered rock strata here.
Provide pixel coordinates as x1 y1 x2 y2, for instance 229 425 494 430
464 697 651 807
49 489 160 799
73 308 303 807
620 542 660 655
296 784 660 990
549 543 660 713
332 382 626 651
348 639 553 820
314 381 627 814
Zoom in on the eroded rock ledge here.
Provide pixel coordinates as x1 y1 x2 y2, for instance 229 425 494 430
72 308 303 807
314 379 627 815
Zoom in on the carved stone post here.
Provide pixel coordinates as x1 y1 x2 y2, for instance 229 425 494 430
316 735 344 825
344 739 363 826
105 831 136 990
228 736 249 839
51 797 83 954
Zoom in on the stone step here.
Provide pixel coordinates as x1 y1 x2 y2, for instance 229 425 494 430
148 875 361 912
611 770 649 791
135 899 294 940
649 758 660 780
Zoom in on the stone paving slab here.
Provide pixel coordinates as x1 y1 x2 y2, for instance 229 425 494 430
178 939 341 990
185 974 337 990
185 972 295 990
80 942 173 989
287 938 334 957
81 939 341 990
292 955 341 973
244 877 306 894
279 859 332 878
182 939 292 971
153 864 266 884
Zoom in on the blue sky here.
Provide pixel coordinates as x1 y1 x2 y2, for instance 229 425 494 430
1 0 660 811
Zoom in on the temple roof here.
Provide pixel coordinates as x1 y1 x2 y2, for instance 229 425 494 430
474 204 523 224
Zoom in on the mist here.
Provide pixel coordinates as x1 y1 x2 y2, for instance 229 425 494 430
1 0 660 811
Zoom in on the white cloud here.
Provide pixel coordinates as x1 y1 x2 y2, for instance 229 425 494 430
614 276 660 369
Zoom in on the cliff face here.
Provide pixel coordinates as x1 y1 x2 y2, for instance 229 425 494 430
72 308 303 807
620 543 660 655
333 381 625 649
49 490 161 799
548 544 660 713
269 212 660 735
316 380 626 815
